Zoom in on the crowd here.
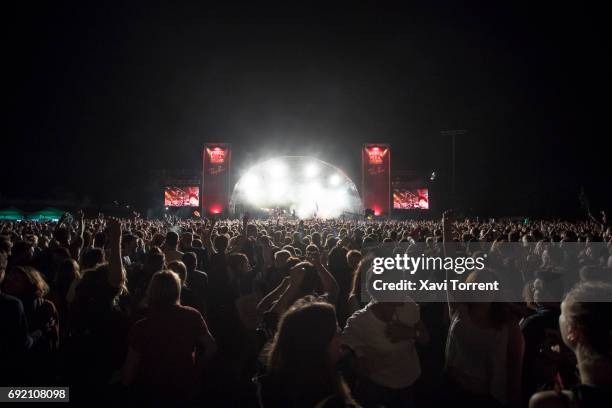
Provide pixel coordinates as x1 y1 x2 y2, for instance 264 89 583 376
1 211 611 407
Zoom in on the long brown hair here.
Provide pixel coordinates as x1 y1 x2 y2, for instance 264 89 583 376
266 298 352 403
8 266 49 299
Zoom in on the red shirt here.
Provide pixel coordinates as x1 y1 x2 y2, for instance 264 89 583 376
129 304 208 395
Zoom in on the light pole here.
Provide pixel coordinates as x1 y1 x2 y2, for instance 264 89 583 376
440 129 467 206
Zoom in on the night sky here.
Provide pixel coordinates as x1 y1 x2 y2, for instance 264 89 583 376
5 2 610 217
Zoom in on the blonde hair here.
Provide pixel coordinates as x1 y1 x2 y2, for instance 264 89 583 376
564 282 612 358
147 270 181 307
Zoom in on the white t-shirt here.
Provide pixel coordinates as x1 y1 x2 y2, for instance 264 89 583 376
341 301 421 389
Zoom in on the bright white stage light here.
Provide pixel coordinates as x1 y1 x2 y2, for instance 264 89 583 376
304 163 320 178
230 156 363 219
266 160 287 178
239 173 260 189
245 185 261 205
306 181 322 195
269 180 288 202
329 173 342 186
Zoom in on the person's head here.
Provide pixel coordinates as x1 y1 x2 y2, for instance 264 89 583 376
76 263 125 303
305 244 319 260
272 231 282 245
2 266 49 300
541 246 562 268
339 228 348 239
147 270 181 307
122 234 138 256
508 231 520 243
0 236 12 257
145 251 166 275
10 241 34 265
559 282 612 361
328 245 348 272
164 231 179 250
282 245 296 257
151 233 165 248
179 232 193 250
311 232 321 247
363 236 375 247
346 250 362 270
267 298 342 389
214 234 229 253
324 236 338 251
258 234 271 248
182 252 197 272
54 226 71 246
168 260 188 284
533 270 564 306
292 232 301 244
227 253 250 277
274 250 291 269
26 235 39 248
148 245 163 256
81 247 105 270
246 224 257 238
523 280 537 311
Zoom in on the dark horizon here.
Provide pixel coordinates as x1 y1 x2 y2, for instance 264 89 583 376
5 2 610 217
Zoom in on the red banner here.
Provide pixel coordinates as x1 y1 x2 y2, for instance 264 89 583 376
362 144 391 216
203 144 231 215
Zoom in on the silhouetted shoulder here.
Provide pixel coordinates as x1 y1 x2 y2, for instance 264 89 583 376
529 390 571 408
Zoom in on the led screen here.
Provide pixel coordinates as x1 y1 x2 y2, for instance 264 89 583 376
164 186 200 207
393 187 429 209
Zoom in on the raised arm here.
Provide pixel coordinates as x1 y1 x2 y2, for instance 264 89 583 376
242 213 249 238
268 267 305 317
69 210 85 260
256 276 291 317
75 210 84 240
587 210 607 232
201 218 217 256
312 252 339 304
442 210 458 317
107 217 125 288
53 212 68 235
